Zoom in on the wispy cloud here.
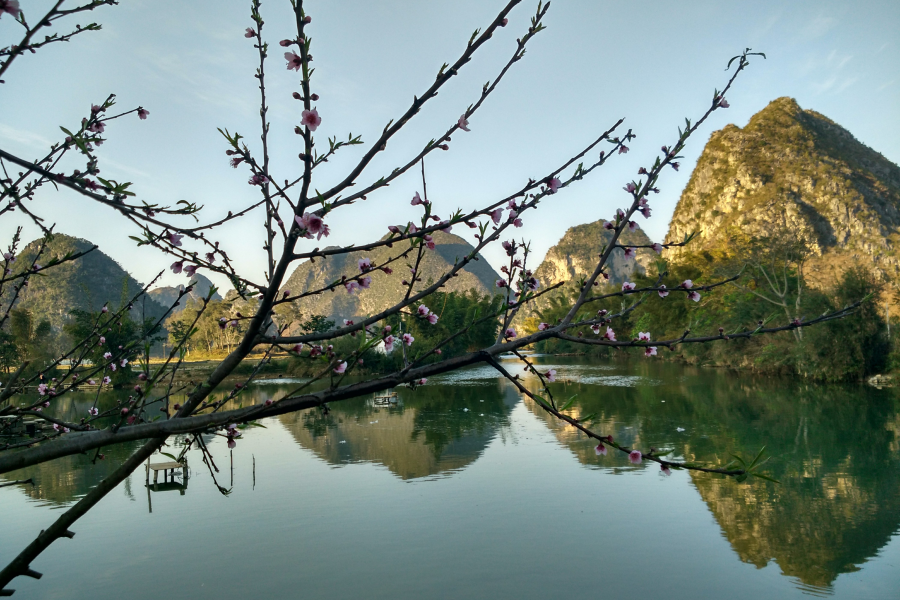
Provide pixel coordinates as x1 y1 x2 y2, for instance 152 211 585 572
0 123 53 152
802 15 838 40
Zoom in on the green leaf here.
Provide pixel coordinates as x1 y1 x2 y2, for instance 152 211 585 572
559 394 578 412
751 472 780 484
159 452 179 461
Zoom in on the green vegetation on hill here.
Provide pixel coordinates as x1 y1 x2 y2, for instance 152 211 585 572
7 233 167 332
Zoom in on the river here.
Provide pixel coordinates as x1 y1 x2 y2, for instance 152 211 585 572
1 356 898 599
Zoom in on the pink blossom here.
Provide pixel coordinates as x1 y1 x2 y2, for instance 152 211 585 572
170 258 184 274
548 178 562 193
167 232 183 247
428 313 439 325
658 284 669 298
595 443 608 456
424 235 436 250
359 276 372 289
491 208 503 224
99 336 106 344
538 322 550 331
38 383 48 396
618 145 629 154
661 465 672 476
417 305 430 317
102 376 111 385
628 221 639 232
184 264 198 277
103 351 113 360
718 98 730 108
623 247 635 260
0 1 20 18
138 108 150 120
300 108 322 131
383 335 396 353
101 305 108 313
295 212 328 239
545 369 556 382
624 182 636 193
292 343 303 353
89 380 96 386
496 279 507 289
688 291 701 302
505 328 516 339
227 438 236 449
334 361 347 374
651 243 663 254
604 327 616 341
681 279 693 289
285 51 303 71
616 208 625 221
245 27 256 38
645 346 658 357
591 324 601 335
121 358 129 367
388 225 401 235
622 281 636 292
417 378 428 385
513 218 523 227
639 205 652 219
89 407 99 417
629 450 642 464
411 192 424 206
343 281 360 294
458 115 470 131
358 258 372 272
597 309 608 317
603 221 615 231
638 331 651 341
402 333 415 346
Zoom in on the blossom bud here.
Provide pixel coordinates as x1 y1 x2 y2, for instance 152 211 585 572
292 92 302 100
310 93 319 101
303 15 311 23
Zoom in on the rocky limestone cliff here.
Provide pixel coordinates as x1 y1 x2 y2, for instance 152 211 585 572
8 233 167 330
535 220 655 287
665 97 900 289
278 230 500 325
148 273 223 312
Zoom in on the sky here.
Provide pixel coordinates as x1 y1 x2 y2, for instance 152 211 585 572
1 0 898 293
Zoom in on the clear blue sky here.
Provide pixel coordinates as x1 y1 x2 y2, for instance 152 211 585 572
2 0 898 292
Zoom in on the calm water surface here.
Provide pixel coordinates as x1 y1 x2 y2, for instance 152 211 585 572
1 356 898 599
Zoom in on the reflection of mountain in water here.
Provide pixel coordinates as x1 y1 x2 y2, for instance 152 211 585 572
519 358 900 591
688 387 900 590
280 381 518 480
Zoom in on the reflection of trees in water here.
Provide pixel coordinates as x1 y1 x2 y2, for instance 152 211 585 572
524 358 900 590
0 392 226 505
280 381 518 480
1 393 144 505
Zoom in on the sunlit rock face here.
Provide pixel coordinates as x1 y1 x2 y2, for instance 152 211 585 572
534 222 655 288
278 231 500 326
280 382 519 480
665 97 900 291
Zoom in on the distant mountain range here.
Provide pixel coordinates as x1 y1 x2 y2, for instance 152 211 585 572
10 99 896 335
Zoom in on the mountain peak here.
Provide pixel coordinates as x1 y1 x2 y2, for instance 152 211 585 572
665 98 900 288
